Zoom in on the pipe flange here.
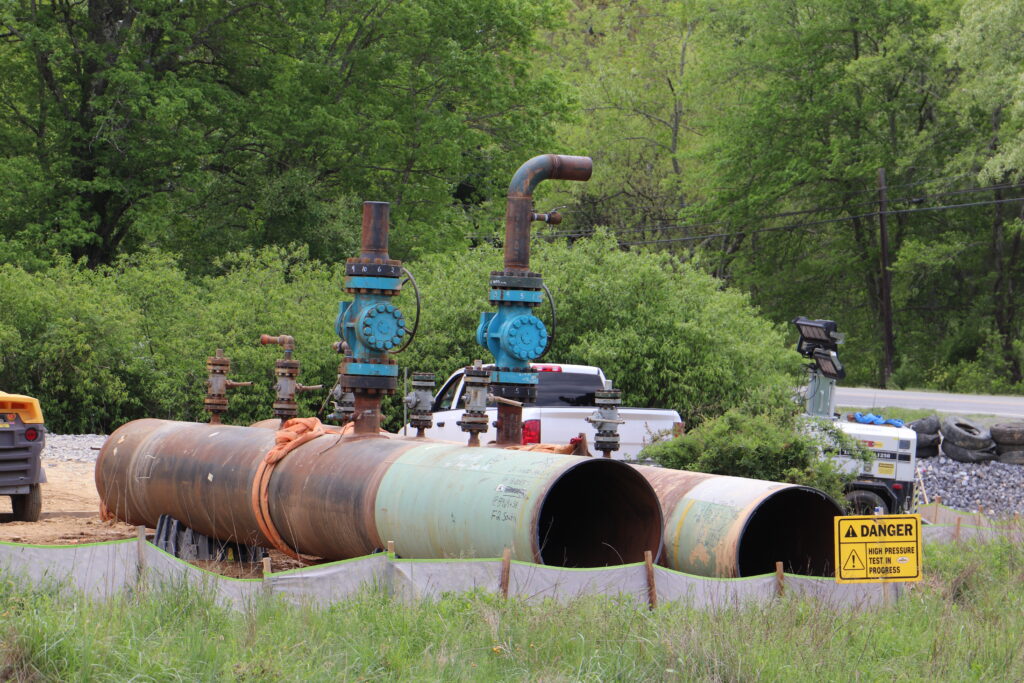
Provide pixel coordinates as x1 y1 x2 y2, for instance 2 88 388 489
491 382 537 404
356 304 407 351
346 262 403 278
489 272 543 291
206 357 231 374
340 374 398 392
502 316 547 361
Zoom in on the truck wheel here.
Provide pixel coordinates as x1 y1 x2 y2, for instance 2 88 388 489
845 489 887 515
940 416 992 451
11 484 42 522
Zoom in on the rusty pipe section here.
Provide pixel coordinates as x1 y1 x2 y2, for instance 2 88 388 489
634 465 842 577
97 420 663 567
360 201 390 260
504 154 592 271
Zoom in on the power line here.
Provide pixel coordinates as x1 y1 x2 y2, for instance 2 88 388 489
615 195 1024 247
466 180 1024 242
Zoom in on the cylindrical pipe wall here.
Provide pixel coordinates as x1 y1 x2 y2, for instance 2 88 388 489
634 465 842 577
97 419 663 567
503 154 592 271
359 201 390 260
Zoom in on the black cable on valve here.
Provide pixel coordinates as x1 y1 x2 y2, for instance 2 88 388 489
540 281 556 358
392 266 421 354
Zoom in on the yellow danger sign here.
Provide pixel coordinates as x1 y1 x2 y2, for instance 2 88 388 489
834 514 921 583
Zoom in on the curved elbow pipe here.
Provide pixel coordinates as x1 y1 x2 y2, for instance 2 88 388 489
504 154 592 271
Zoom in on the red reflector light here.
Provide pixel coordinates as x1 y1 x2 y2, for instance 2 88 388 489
24 428 39 441
522 419 541 444
5 414 15 422
533 365 562 372
892 483 902 491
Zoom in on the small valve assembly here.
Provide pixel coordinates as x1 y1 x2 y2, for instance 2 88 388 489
259 334 322 424
403 372 436 437
203 349 252 424
457 360 491 447
585 384 624 458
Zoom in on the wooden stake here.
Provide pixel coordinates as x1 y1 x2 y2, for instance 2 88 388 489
387 540 395 556
775 561 785 597
499 547 512 599
262 556 272 577
933 495 942 523
954 517 962 543
136 525 146 583
644 550 658 609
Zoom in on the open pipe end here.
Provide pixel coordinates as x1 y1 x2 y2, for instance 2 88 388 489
737 487 843 577
536 459 663 567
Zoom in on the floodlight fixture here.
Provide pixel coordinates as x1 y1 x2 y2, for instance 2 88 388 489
792 316 844 357
812 348 845 380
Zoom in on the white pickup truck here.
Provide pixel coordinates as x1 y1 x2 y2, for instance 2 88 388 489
413 363 682 460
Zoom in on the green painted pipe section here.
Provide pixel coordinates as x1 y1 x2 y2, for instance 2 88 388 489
375 442 569 563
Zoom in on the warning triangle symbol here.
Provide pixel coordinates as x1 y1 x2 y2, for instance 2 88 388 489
844 526 857 538
843 550 864 571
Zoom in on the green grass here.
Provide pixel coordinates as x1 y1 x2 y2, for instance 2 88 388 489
2 536 1023 681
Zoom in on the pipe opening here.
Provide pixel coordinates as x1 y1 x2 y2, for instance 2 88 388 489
737 487 841 577
537 459 663 567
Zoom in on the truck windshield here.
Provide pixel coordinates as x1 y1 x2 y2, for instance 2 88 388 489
533 372 605 407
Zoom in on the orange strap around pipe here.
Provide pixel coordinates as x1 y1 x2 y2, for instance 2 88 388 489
251 417 341 563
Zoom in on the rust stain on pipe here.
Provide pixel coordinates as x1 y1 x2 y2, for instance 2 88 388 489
97 419 663 566
634 465 842 577
360 201 390 260
503 154 592 271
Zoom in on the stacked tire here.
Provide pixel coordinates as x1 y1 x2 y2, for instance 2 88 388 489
990 422 1024 465
939 416 996 463
908 415 940 459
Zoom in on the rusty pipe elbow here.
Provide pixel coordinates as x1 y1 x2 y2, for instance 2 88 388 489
503 155 592 272
260 334 295 352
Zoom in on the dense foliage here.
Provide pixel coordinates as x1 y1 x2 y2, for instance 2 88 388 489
644 409 870 500
0 234 801 434
4 0 1024 489
550 0 1024 394
0 0 567 271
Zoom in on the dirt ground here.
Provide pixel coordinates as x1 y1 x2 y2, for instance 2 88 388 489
0 460 301 576
0 460 136 545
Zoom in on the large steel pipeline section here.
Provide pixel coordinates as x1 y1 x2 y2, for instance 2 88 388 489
635 466 842 577
95 150 845 578
96 419 664 567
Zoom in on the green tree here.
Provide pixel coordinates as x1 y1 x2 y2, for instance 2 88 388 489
0 0 569 271
399 232 803 427
545 0 702 236
676 0 955 387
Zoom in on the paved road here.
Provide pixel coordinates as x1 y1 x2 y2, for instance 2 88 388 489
835 387 1024 419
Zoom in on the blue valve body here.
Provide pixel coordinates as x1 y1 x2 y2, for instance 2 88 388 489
336 276 405 374
476 289 547 384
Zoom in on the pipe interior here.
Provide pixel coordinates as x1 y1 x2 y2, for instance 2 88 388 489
737 488 842 577
537 460 663 567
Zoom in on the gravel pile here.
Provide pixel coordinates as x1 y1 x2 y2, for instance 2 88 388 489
41 433 1024 516
42 433 107 463
917 456 1024 516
